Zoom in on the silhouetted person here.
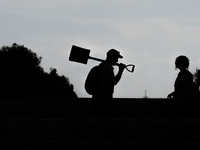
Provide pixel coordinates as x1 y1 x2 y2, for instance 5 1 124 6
167 55 196 118
92 49 126 118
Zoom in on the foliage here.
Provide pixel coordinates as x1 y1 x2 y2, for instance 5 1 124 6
194 69 200 87
0 43 77 98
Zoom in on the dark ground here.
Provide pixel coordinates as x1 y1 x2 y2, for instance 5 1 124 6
1 98 200 149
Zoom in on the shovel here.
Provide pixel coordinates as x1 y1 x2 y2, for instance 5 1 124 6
69 45 135 73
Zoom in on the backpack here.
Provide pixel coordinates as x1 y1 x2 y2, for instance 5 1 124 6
84 63 103 95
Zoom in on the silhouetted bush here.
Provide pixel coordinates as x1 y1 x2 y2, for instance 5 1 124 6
0 43 77 99
194 69 200 88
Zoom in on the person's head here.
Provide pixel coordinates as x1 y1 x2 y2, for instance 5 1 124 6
106 49 123 65
175 55 189 70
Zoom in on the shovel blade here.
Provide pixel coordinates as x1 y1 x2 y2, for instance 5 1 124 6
69 45 90 64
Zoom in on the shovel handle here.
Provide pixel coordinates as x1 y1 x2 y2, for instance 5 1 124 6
125 64 135 73
89 56 104 62
115 63 135 73
89 56 135 73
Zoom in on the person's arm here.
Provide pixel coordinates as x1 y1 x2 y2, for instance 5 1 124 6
114 63 126 85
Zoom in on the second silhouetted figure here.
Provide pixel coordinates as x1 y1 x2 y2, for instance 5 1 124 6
167 55 199 118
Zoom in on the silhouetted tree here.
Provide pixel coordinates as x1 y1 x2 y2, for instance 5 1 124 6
41 68 77 98
0 43 77 99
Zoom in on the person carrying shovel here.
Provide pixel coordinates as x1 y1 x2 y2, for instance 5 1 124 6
92 49 126 118
69 45 134 118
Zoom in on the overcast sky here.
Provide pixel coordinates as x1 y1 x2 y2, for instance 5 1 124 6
1 0 200 98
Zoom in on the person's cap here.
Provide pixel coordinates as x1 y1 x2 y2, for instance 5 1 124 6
107 49 123 59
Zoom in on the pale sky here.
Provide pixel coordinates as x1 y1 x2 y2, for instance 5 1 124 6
1 0 200 98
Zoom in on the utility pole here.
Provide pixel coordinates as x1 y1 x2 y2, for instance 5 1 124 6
143 90 149 99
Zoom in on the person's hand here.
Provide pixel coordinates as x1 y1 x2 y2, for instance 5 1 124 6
119 63 126 71
167 93 174 99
